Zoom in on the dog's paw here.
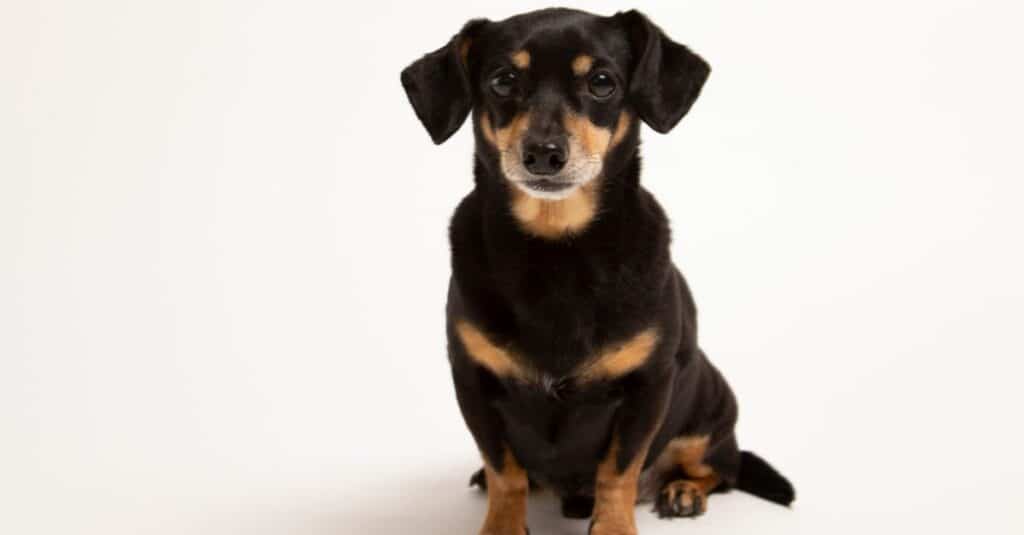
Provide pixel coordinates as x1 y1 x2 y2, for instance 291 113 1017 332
587 519 637 535
469 467 488 491
480 526 529 535
655 479 708 518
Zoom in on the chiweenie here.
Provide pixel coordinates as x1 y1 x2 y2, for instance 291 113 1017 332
402 8 794 534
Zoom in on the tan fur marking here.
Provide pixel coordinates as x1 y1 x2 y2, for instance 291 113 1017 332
646 435 716 480
480 113 498 146
610 112 633 149
669 435 713 478
480 112 530 151
508 110 626 239
590 437 649 535
572 54 594 76
483 109 599 239
456 320 657 383
659 474 720 515
562 111 631 158
480 449 529 535
511 50 530 69
563 111 613 156
455 321 531 381
509 183 599 239
577 328 659 382
489 111 630 240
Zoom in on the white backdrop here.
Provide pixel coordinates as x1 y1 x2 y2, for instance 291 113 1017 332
2 1 1022 534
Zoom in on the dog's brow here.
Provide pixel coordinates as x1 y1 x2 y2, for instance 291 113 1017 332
511 50 530 69
572 54 594 76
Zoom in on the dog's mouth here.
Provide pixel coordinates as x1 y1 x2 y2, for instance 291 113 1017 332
521 179 576 193
500 142 602 200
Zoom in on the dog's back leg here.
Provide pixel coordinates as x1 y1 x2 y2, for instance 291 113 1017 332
651 434 740 518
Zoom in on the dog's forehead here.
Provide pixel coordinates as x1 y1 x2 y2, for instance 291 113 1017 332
480 9 628 68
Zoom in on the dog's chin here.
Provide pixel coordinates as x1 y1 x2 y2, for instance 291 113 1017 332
503 163 602 201
512 178 582 200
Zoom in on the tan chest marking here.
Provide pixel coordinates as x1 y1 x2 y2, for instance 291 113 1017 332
456 321 657 385
577 328 660 383
509 183 599 239
455 321 533 381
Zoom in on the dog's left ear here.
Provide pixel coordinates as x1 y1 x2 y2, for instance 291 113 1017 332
401 19 488 145
614 10 711 134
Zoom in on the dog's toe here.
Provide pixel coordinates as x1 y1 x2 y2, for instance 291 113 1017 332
655 480 708 518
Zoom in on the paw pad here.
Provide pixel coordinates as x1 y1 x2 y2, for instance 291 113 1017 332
655 480 707 518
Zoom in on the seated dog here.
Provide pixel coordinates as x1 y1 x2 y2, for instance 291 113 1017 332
401 8 795 535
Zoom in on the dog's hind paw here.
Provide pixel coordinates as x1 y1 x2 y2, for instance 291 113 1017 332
469 467 488 491
655 480 708 518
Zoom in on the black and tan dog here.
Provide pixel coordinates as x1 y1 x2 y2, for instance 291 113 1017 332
401 8 794 535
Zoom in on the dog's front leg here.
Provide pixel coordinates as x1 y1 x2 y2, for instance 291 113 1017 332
589 375 673 535
479 448 529 535
450 359 529 535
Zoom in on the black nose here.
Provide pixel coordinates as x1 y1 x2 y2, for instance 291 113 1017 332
522 141 567 175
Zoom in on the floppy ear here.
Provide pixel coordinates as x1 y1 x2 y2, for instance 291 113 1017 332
615 10 711 134
400 19 488 144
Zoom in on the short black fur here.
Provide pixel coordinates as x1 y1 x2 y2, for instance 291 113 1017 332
401 7 794 529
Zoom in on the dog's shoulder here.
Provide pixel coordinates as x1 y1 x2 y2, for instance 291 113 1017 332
449 189 483 250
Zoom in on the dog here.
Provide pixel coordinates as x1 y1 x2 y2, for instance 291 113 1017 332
401 8 794 535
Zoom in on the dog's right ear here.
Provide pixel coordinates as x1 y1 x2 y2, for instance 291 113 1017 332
401 19 488 145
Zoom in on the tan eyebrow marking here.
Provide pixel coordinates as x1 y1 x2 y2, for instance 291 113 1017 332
511 50 530 69
572 54 594 76
577 328 660 382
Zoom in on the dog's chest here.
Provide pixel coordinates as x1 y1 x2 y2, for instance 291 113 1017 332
496 258 654 371
493 380 624 488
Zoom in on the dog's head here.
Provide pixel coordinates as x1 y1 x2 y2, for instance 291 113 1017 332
401 8 709 220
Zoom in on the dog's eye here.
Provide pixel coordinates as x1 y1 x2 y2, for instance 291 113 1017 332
588 72 616 98
490 72 518 98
